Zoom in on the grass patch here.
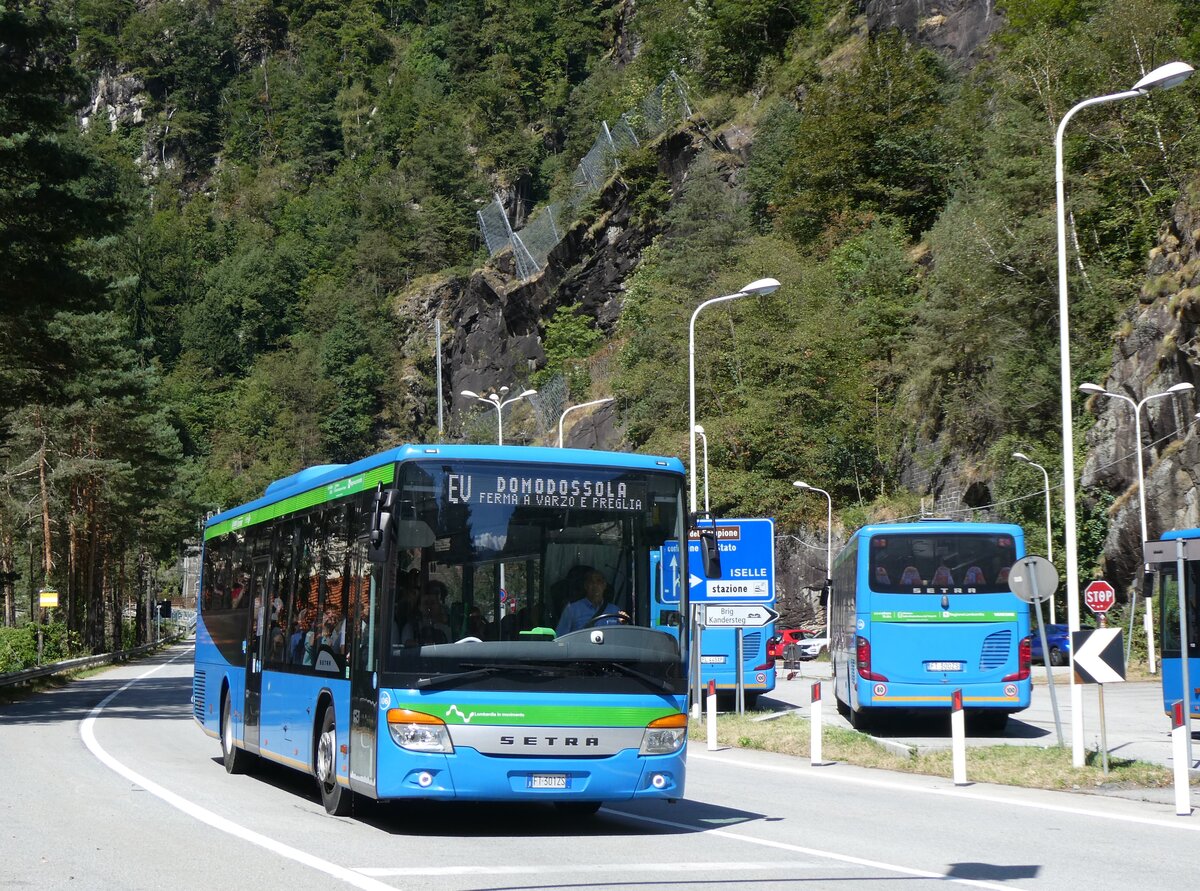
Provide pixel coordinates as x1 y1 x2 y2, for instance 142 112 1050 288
689 712 1179 791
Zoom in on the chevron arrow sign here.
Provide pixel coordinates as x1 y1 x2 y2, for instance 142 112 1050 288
1071 628 1125 684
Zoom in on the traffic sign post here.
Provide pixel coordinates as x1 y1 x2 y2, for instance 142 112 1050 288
1072 627 1125 775
1008 557 1064 746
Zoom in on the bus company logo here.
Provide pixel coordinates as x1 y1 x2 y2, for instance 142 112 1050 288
446 704 471 723
379 691 391 709
1004 684 1017 698
499 734 600 749
872 683 887 697
856 619 865 631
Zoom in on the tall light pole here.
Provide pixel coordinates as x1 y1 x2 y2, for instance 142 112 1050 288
557 397 614 448
694 425 710 514
460 386 538 445
1012 452 1055 622
689 278 781 512
1079 380 1194 672
1055 60 1193 767
793 481 832 643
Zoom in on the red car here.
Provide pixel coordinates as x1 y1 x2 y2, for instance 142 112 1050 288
767 629 814 660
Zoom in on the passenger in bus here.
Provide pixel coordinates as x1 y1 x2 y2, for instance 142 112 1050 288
556 568 628 635
402 586 451 646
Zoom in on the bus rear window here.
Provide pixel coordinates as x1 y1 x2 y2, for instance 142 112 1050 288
869 534 1017 594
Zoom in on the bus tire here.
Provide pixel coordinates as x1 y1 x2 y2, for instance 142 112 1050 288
849 706 873 732
316 705 352 816
221 692 254 775
554 801 601 817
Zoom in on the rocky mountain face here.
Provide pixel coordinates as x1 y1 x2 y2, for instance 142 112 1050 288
861 0 1002 64
1081 181 1200 587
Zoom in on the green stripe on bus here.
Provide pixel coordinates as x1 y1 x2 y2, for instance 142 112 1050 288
204 464 395 540
871 611 1018 623
398 703 682 727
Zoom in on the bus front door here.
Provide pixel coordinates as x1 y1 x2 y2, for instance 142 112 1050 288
243 555 270 753
349 555 381 793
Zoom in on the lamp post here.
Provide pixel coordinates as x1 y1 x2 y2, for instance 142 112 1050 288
557 397 614 448
694 425 710 514
1055 61 1193 767
1079 380 1194 672
793 481 832 642
689 278 781 512
460 386 538 445
1012 452 1055 623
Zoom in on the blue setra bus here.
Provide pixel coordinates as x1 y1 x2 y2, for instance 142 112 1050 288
829 520 1031 730
1145 529 1200 718
193 444 693 815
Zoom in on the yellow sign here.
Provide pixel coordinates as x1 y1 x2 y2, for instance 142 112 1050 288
39 588 59 609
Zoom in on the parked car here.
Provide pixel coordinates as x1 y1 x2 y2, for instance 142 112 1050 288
769 628 824 661
1031 623 1071 666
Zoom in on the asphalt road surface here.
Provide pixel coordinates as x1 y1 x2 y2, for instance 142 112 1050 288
2 644 1198 890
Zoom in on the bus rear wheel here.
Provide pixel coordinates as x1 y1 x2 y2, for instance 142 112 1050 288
316 705 352 816
221 692 254 775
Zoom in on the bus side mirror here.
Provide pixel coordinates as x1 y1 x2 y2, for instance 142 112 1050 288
368 488 397 564
700 530 722 578
821 582 831 608
1141 571 1155 598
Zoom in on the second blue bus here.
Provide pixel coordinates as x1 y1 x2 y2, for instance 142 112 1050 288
829 520 1031 730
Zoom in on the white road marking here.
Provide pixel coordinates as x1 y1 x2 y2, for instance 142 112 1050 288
356 860 841 877
688 749 1199 831
79 648 399 891
609 810 1019 890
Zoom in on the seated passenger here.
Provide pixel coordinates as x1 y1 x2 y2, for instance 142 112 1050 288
932 565 954 586
899 565 922 586
402 587 451 646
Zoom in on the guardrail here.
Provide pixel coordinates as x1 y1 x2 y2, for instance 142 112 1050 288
0 622 194 689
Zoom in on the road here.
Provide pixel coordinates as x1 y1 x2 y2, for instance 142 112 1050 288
2 644 1198 890
766 660 1192 775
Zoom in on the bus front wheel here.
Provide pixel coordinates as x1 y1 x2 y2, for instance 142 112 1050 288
221 692 254 775
316 705 352 816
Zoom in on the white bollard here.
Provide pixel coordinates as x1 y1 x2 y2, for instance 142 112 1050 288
810 680 823 766
950 689 968 786
1172 700 1191 816
706 680 718 751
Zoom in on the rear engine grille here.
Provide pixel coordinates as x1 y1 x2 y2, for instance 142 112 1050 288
192 671 206 721
979 629 1012 670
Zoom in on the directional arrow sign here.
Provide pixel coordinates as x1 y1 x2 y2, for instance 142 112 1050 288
702 604 780 628
1072 628 1125 684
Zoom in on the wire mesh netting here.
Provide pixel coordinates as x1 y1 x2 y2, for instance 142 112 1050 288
477 72 694 282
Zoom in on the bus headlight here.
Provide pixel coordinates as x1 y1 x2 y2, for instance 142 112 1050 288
387 708 454 753
639 713 687 755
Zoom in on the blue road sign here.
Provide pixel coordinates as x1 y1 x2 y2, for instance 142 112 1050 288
661 518 774 604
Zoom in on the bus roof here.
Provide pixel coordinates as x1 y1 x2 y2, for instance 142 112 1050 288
850 520 1025 540
1161 528 1200 540
205 444 685 532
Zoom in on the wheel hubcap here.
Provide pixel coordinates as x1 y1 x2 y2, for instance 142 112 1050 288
317 729 335 785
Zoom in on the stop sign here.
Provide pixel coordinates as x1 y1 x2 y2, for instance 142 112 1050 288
1084 580 1116 614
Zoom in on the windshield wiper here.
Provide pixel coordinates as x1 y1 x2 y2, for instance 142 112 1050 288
601 661 674 693
416 662 567 689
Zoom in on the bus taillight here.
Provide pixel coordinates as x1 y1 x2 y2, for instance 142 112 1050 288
856 636 888 681
1003 636 1031 681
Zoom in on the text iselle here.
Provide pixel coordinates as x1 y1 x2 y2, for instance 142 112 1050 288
447 473 645 511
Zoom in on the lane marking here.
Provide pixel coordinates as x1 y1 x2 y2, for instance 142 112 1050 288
688 750 1199 831
356 860 842 877
608 810 1018 890
79 648 398 891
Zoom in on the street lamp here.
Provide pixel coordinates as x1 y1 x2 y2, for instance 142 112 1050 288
693 425 710 514
1055 60 1193 767
1012 452 1055 622
689 278 781 512
557 397 615 448
1079 380 1194 672
460 386 538 445
793 481 832 642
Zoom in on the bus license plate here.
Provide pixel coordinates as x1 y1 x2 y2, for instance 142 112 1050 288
700 655 726 664
528 774 568 789
927 661 963 672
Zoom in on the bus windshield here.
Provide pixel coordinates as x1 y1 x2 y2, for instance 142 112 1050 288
382 459 686 686
868 532 1017 594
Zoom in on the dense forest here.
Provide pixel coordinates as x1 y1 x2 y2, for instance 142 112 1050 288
4 0 1200 660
